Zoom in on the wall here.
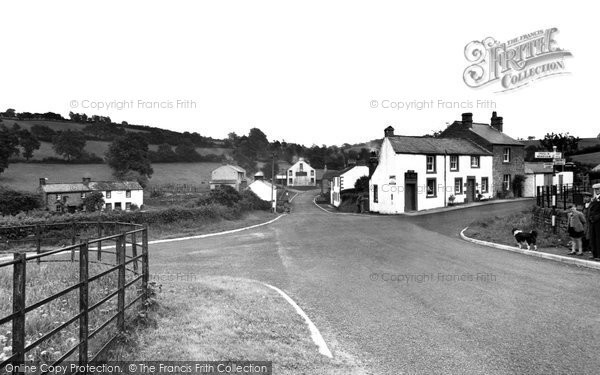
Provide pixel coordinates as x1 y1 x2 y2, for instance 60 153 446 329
288 160 316 186
102 189 144 210
369 138 494 214
531 206 570 237
491 144 525 197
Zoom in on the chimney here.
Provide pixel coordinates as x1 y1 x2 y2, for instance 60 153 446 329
83 177 91 185
384 126 395 137
39 178 47 186
490 111 503 132
461 113 473 128
368 151 379 178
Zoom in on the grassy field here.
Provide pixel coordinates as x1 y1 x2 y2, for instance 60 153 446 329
571 151 600 166
109 276 366 374
0 162 223 192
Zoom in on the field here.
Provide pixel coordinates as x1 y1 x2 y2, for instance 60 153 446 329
571 151 600 166
0 162 223 192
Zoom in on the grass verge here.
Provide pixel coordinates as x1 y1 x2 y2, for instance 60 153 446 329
464 207 569 249
107 276 366 375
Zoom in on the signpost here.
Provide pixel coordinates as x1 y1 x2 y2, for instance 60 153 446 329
535 151 562 159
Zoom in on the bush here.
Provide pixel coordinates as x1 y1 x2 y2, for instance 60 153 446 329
197 185 241 207
0 187 41 215
239 189 271 211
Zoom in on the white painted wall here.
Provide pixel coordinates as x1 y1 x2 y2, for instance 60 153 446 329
102 189 143 210
288 158 316 186
369 138 493 214
330 166 369 207
248 180 276 202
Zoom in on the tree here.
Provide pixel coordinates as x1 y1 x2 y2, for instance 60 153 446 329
17 129 41 160
2 108 16 117
539 132 580 155
354 176 370 192
175 141 201 162
152 143 178 162
82 191 105 212
30 124 57 142
0 125 20 173
512 174 526 198
52 130 86 160
106 133 153 179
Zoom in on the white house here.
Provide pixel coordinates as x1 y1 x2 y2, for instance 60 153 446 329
369 127 494 214
287 158 316 186
38 177 144 212
330 165 369 207
209 164 247 191
523 162 554 198
248 180 277 202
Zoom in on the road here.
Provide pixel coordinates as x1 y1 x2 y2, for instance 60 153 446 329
149 192 600 374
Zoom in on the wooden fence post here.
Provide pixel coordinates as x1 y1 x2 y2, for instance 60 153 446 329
117 234 126 331
131 232 138 274
79 240 89 365
12 252 26 369
97 221 102 261
142 225 149 305
35 224 41 265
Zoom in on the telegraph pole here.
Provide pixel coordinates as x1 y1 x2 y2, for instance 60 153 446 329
271 153 276 213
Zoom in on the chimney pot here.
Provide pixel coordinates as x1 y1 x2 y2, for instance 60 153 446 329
384 126 395 137
461 113 473 128
490 112 503 132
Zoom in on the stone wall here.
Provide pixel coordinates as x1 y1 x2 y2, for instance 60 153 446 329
531 206 569 236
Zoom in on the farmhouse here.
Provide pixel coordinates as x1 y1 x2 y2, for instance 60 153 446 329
38 177 144 212
369 127 493 214
330 164 369 207
287 158 316 187
438 112 524 198
209 164 247 191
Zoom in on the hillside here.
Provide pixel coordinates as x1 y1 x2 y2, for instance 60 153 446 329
0 162 223 192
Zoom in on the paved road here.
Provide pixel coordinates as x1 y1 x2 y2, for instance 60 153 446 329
150 192 600 374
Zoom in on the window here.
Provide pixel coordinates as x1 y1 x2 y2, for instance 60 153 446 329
106 191 112 199
125 202 131 211
56 194 61 201
450 155 459 171
80 192 86 199
299 163 304 171
481 177 489 193
503 148 511 163
114 202 122 210
391 193 393 203
289 170 293 176
426 155 436 173
105 203 112 211
373 184 378 203
55 205 61 212
455 178 463 194
471 156 480 168
503 174 511 191
311 178 315 183
426 178 437 197
126 190 131 198
288 178 293 184
310 170 314 176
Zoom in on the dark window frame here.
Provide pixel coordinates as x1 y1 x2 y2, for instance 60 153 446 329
454 177 463 195
426 155 436 173
426 178 437 198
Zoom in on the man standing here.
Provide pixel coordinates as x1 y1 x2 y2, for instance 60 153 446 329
588 184 600 260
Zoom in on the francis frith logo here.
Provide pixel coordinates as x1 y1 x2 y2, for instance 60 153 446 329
463 28 572 92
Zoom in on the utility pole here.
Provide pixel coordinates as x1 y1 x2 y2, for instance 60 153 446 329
271 152 276 213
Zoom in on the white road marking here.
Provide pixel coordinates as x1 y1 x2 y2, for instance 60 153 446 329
263 282 333 358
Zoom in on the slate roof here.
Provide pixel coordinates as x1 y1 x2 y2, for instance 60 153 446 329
40 181 143 194
469 123 523 146
387 136 491 155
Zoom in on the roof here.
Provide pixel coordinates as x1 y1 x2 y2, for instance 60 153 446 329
249 180 275 189
468 122 523 146
213 164 246 173
387 136 491 155
524 162 554 174
321 170 341 180
209 179 239 184
40 181 143 193
315 169 326 180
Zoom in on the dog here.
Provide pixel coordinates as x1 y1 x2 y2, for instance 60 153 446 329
512 228 538 250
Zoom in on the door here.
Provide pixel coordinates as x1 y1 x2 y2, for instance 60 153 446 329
467 178 476 202
404 183 417 211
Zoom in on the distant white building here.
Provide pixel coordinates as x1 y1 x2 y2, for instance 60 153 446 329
248 180 277 202
330 165 369 207
209 164 247 191
38 177 144 212
369 127 493 214
523 162 554 198
287 158 316 186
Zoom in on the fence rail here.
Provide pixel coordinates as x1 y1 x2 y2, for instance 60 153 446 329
0 221 149 373
536 184 590 210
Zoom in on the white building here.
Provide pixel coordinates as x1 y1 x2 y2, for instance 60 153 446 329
287 158 316 186
248 180 277 202
369 127 493 214
209 164 247 191
523 162 553 198
330 165 369 207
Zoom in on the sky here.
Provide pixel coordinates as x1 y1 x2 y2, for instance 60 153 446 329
1 1 596 146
